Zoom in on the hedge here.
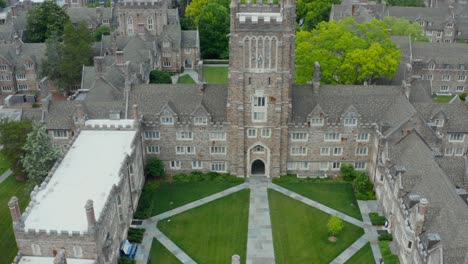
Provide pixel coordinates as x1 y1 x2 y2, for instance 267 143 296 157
369 212 387 225
378 233 394 241
127 227 146 243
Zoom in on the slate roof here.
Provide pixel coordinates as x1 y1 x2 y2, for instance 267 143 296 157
66 7 112 26
129 84 227 123
291 85 416 128
181 30 198 48
0 42 46 74
435 156 467 188
412 98 468 133
386 6 451 29
80 65 125 102
44 100 77 130
388 132 468 263
412 41 468 65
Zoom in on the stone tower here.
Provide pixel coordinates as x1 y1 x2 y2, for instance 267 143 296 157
227 0 296 177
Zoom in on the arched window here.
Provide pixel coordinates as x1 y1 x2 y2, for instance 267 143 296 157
147 16 154 30
127 16 133 25
127 17 134 35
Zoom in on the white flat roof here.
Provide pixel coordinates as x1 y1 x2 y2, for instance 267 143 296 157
19 257 95 264
24 129 137 232
85 119 135 128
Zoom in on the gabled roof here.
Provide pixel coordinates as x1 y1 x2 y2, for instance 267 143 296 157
413 99 468 133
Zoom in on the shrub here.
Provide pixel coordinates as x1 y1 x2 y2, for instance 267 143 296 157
354 172 373 193
118 257 135 264
327 215 344 237
149 70 172 84
379 241 400 264
145 157 165 179
341 163 356 181
369 212 387 225
172 171 243 183
94 25 111 41
134 181 159 219
378 233 394 241
460 92 467 101
127 227 145 243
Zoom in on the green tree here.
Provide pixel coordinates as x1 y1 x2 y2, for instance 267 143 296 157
327 215 344 237
41 31 63 81
387 0 424 6
59 22 93 93
198 3 230 59
0 119 33 179
354 172 373 194
94 25 111 41
185 0 229 26
296 0 340 31
0 0 7 8
26 0 70 42
144 157 165 179
295 17 401 85
340 163 356 181
383 17 428 42
21 122 60 187
149 70 172 84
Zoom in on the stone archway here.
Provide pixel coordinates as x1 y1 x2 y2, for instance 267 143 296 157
251 159 265 175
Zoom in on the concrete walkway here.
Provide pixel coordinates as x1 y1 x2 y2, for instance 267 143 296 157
330 235 368 264
358 200 384 263
171 69 201 85
0 168 12 184
246 177 275 264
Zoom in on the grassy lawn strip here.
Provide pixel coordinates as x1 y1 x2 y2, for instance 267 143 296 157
149 239 181 264
432 95 455 103
135 181 242 218
269 189 364 263
275 181 362 220
203 66 228 84
0 175 29 264
0 153 11 175
158 189 249 264
345 242 374 264
177 74 196 84
379 241 400 264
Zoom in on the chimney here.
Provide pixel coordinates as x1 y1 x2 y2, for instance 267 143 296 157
402 81 411 100
132 104 139 121
53 249 67 264
75 103 85 126
96 6 102 21
415 198 429 235
11 5 18 17
124 61 131 91
405 63 413 84
8 196 21 223
85 199 96 230
94 56 104 78
14 35 22 55
313 61 321 94
115 51 124 65
197 61 204 83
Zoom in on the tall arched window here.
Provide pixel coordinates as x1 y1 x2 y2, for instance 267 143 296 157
127 16 134 35
147 16 154 30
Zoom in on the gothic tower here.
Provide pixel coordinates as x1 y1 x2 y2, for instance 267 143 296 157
227 0 296 177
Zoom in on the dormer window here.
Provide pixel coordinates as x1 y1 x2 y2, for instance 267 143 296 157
147 17 154 30
459 64 465 70
310 118 324 126
428 63 435 70
449 133 464 142
434 119 444 127
102 19 109 24
25 63 34 69
447 23 454 28
161 116 174 124
163 41 170 48
194 117 207 125
344 117 357 126
0 65 7 71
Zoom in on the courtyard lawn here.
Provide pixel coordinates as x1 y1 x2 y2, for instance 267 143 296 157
432 95 455 103
177 74 196 84
203 66 228 84
0 175 30 264
158 189 250 264
345 242 375 264
149 239 181 264
275 181 362 220
268 189 364 264
135 181 242 218
0 153 11 175
379 241 400 264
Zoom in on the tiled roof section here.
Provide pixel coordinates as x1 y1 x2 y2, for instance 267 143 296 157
161 24 181 49
330 3 386 22
413 99 468 132
435 156 467 188
291 85 416 127
181 30 198 48
44 100 77 130
408 80 433 103
81 65 125 102
412 41 468 65
21 108 43 122
0 42 46 74
129 84 227 123
82 101 125 119
388 132 468 263
66 7 112 26
387 6 451 28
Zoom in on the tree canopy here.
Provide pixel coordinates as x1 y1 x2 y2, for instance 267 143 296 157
327 215 344 237
296 0 340 31
21 122 60 188
0 0 7 8
383 16 428 42
0 119 32 179
144 157 165 179
198 3 230 59
149 70 172 84
26 0 70 42
387 0 424 6
185 0 229 26
295 17 401 85
94 25 111 41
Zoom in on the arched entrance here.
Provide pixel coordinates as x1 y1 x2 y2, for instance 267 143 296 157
251 159 265 175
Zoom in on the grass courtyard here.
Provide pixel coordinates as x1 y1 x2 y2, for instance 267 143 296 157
0 175 30 264
432 95 455 103
268 189 365 263
203 66 228 84
157 189 250 264
149 239 181 264
177 74 196 84
345 242 375 264
275 181 362 220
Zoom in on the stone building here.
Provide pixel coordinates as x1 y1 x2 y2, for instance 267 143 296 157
10 118 144 264
66 6 114 30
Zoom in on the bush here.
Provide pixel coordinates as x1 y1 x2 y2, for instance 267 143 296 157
369 212 387 225
134 181 159 219
127 227 145 243
354 172 373 193
379 241 400 264
378 233 394 241
172 171 243 183
149 70 172 84
327 215 344 237
118 257 135 264
94 25 111 41
145 157 165 179
460 92 467 101
340 163 356 181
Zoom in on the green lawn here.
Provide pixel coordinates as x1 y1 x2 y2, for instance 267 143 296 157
379 241 400 264
158 189 250 264
269 189 364 264
432 95 455 103
177 74 196 84
135 181 242 218
0 153 11 175
0 175 30 264
203 66 228 84
275 182 362 220
149 239 181 264
345 242 375 264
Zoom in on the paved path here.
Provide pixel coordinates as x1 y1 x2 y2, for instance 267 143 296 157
246 177 275 264
270 183 364 228
330 235 368 264
358 200 384 264
154 228 196 264
0 168 12 184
